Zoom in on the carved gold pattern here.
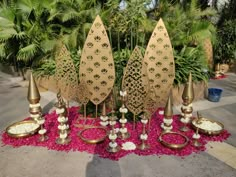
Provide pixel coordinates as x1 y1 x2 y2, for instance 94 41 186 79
55 43 78 101
122 46 149 116
77 80 90 105
79 15 115 105
143 18 175 106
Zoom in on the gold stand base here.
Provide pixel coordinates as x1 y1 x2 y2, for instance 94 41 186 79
106 145 120 153
56 137 71 145
138 142 150 150
193 139 202 147
118 132 130 140
38 135 48 142
179 126 189 132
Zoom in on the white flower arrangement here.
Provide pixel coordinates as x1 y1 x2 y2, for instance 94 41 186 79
30 114 40 118
161 123 173 130
140 134 148 140
59 133 67 139
119 118 127 124
159 110 164 115
122 142 136 150
192 120 222 131
29 103 40 108
182 103 193 109
38 129 47 135
115 128 120 133
8 123 39 134
163 118 173 124
192 133 200 139
109 142 118 148
119 107 128 113
56 108 65 114
65 124 69 129
58 116 66 123
180 117 191 124
109 121 116 126
119 127 127 133
120 91 127 97
100 116 109 121
109 134 117 140
100 121 109 127
141 119 148 124
58 124 67 130
37 119 45 125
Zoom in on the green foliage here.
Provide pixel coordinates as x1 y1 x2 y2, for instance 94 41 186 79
214 19 236 64
174 45 210 85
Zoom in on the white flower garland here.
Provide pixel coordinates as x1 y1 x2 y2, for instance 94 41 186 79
120 91 127 97
29 103 40 108
163 118 173 124
180 117 191 124
141 119 148 124
56 108 65 114
58 116 66 123
119 118 127 124
109 142 117 148
161 123 173 130
119 127 127 133
119 107 128 113
182 103 193 109
109 134 117 140
39 129 47 135
109 121 116 126
100 116 109 121
37 119 45 125
159 110 164 115
122 142 136 150
140 134 148 140
100 121 108 127
115 128 120 133
59 133 67 139
30 114 40 118
192 133 200 139
58 124 67 130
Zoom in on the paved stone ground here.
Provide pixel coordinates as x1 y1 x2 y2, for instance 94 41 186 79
0 71 236 177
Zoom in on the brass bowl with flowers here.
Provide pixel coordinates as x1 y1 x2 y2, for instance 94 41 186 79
192 117 224 135
6 120 40 138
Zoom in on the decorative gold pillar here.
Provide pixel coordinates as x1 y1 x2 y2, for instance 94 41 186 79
180 72 194 132
161 95 173 132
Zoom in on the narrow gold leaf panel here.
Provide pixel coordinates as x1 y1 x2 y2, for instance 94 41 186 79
79 15 115 105
77 80 90 105
122 46 149 116
55 43 78 101
143 18 175 106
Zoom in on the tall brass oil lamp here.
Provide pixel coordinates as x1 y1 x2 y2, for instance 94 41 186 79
161 95 173 132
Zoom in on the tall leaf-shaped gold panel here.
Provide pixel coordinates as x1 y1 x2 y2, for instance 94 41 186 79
77 80 90 105
79 15 115 105
122 46 149 116
55 43 78 101
143 18 175 106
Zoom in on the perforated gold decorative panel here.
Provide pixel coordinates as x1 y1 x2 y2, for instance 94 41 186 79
122 46 149 116
55 43 78 101
143 18 175 106
77 80 90 105
79 15 115 105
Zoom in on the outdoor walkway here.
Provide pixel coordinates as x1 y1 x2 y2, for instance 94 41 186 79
0 71 236 177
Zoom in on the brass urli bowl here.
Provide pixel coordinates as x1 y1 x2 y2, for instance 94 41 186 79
192 117 224 135
6 120 40 138
78 126 108 144
159 131 189 150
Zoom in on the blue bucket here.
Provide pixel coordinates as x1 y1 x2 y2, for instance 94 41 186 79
208 88 223 102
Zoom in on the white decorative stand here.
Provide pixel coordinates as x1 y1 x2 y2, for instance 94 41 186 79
37 114 48 142
118 91 130 140
107 108 120 153
100 102 109 127
180 104 193 132
55 97 70 145
138 113 149 150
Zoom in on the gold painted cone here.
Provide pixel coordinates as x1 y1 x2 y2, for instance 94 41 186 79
164 95 173 118
182 72 194 103
102 102 106 116
27 73 40 104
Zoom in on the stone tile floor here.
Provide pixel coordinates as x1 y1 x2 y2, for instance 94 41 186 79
0 71 236 177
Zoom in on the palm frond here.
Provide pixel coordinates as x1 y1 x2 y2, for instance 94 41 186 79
0 29 17 42
17 43 39 61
